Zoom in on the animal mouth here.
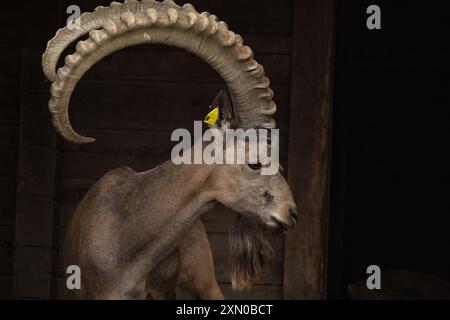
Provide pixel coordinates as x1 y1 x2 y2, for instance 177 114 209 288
265 216 292 233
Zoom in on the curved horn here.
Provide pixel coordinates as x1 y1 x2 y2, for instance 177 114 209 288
43 0 158 82
45 0 277 144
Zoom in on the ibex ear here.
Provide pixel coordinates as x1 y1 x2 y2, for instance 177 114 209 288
211 89 236 131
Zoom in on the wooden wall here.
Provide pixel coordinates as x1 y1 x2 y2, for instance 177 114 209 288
285 0 335 299
0 2 23 299
0 0 335 300
12 1 63 299
0 0 293 300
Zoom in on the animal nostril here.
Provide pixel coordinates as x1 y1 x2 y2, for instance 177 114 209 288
290 208 298 221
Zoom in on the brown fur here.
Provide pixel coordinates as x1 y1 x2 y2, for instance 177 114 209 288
229 214 273 290
64 158 296 299
145 221 224 300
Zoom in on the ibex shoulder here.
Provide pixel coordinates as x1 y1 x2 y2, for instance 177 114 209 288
104 166 136 179
87 167 139 200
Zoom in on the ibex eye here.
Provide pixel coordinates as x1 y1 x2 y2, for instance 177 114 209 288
248 163 262 170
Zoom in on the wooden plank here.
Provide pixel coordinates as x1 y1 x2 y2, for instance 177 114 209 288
20 94 53 127
15 195 55 248
61 179 96 189
61 130 175 155
0 181 16 226
61 150 168 180
21 45 51 95
14 143 59 297
57 229 66 276
0 28 22 46
56 278 72 300
284 0 336 299
0 2 24 27
23 87 287 138
0 48 21 78
0 149 17 179
16 147 57 196
187 0 293 36
0 28 21 78
68 0 293 36
19 93 68 148
0 226 14 275
12 247 54 299
20 125 58 148
0 78 20 126
0 276 12 299
82 51 290 85
65 81 290 135
20 2 65 45
13 0 63 300
0 126 19 149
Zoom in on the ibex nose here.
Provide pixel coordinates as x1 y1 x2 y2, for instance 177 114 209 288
289 207 298 222
267 206 298 233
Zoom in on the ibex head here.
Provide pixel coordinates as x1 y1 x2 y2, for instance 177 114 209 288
205 90 297 233
211 158 297 231
42 0 297 291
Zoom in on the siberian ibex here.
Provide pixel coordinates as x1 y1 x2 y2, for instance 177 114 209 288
43 0 297 299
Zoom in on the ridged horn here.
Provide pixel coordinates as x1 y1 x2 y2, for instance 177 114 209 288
44 1 277 144
42 0 170 82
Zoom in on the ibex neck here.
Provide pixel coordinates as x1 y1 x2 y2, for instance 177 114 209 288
126 161 215 283
140 160 216 202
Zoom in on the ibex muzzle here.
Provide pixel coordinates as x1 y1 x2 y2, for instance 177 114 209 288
42 0 297 298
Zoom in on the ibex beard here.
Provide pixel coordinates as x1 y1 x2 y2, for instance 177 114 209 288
230 214 274 290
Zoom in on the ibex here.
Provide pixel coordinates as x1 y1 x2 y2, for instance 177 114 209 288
43 0 297 299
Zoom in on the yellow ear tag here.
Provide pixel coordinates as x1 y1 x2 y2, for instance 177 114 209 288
203 107 220 127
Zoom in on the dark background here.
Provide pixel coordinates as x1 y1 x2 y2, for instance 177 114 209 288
0 0 449 299
329 0 450 298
